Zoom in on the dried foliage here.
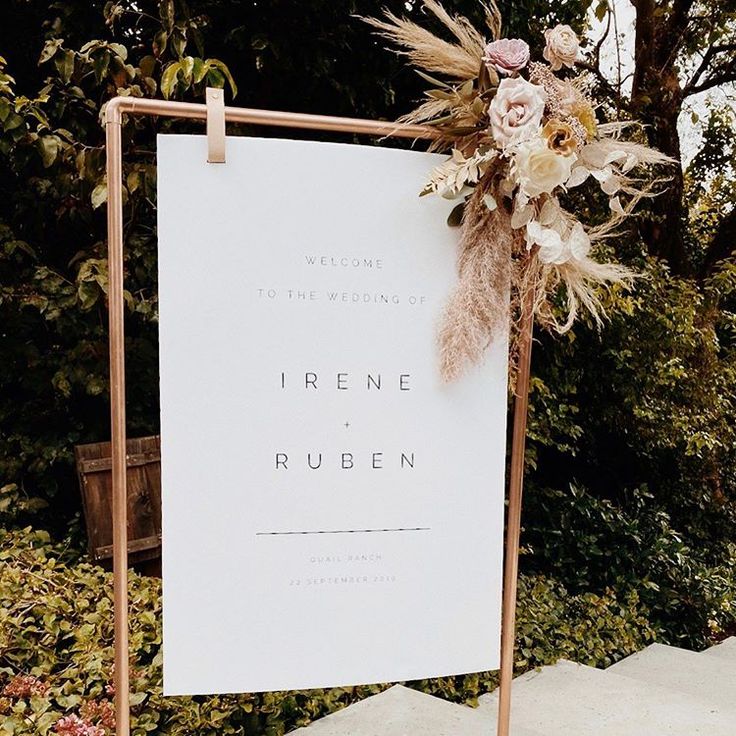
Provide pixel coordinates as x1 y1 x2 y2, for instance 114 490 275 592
361 0 492 81
366 1 676 380
438 180 515 381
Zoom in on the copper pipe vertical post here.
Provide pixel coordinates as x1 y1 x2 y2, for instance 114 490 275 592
497 283 535 736
105 100 131 736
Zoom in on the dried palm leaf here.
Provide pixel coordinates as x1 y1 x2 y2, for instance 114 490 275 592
438 177 517 381
361 0 498 81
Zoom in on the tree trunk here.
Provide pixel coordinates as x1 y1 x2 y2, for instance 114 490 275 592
630 1 689 275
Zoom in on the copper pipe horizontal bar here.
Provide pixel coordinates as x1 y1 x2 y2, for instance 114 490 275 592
104 96 438 140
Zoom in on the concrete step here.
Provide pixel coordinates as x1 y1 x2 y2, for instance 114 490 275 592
290 684 543 736
608 642 736 710
478 659 736 735
701 637 736 662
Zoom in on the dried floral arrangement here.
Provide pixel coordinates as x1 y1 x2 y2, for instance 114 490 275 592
365 1 674 382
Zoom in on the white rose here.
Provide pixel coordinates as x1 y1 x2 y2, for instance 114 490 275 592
514 138 576 198
543 24 580 71
489 77 546 148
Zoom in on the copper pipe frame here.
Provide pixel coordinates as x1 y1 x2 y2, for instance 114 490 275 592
496 285 535 736
104 95 533 736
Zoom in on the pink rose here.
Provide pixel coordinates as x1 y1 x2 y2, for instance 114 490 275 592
482 38 530 76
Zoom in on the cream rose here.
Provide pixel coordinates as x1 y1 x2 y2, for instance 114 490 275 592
514 138 576 198
489 77 546 148
543 24 580 71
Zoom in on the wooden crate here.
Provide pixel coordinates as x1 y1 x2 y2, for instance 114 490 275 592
75 435 161 575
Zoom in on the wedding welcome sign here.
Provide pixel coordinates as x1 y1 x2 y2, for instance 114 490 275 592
157 135 508 696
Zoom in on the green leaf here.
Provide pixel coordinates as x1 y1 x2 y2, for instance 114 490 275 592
38 39 63 65
205 59 238 98
4 113 24 132
180 56 194 84
447 201 465 227
127 169 141 193
54 695 81 709
142 76 158 95
85 375 105 396
160 62 181 99
160 0 175 32
35 711 60 736
192 57 207 84
79 39 101 54
139 54 157 79
170 27 187 59
54 49 75 84
91 182 107 209
595 1 609 22
152 30 168 58
6 239 37 259
52 371 71 397
205 67 225 89
92 51 110 84
37 136 60 168
129 692 147 706
109 42 128 61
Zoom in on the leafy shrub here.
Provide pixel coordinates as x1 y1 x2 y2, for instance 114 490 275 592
522 257 736 647
0 528 653 735
523 483 736 647
514 575 654 670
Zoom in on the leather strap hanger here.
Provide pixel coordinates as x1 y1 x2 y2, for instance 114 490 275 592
206 87 226 163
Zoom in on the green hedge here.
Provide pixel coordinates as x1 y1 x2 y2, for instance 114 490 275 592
0 528 653 735
523 483 736 647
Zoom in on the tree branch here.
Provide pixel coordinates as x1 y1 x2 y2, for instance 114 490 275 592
684 43 736 96
685 46 717 94
591 5 613 69
687 56 736 96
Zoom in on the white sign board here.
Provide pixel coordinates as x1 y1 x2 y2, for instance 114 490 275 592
157 135 508 695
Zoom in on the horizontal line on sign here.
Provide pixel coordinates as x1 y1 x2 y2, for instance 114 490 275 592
256 527 431 536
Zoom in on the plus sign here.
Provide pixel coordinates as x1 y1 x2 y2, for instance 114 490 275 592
344 421 351 428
